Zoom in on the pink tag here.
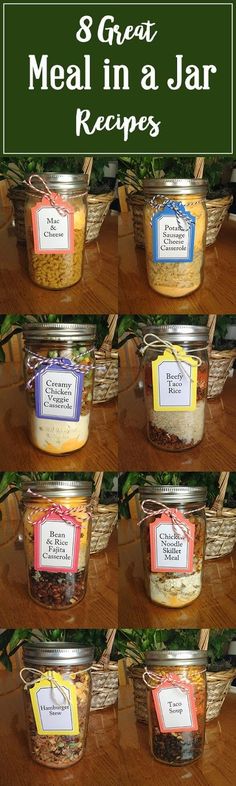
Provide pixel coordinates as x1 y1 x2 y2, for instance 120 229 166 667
34 511 81 573
149 509 195 574
152 677 198 733
31 193 74 254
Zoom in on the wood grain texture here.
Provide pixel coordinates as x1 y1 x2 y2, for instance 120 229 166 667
0 213 118 314
119 213 236 314
0 676 118 786
0 376 118 470
119 685 236 786
0 528 118 628
118 369 236 471
118 519 236 627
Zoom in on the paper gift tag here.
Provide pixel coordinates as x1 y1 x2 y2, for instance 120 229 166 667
152 677 198 733
152 201 195 263
35 359 84 421
34 509 81 573
149 510 195 573
31 194 74 254
30 671 79 735
152 345 198 411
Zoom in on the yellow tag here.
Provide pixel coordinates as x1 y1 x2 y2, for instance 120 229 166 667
152 345 198 412
30 670 79 736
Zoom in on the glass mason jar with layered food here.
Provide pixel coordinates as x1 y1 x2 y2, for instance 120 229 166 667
143 179 207 297
25 172 88 289
23 323 96 455
21 642 93 768
139 485 206 608
145 650 207 765
22 480 92 609
142 324 209 451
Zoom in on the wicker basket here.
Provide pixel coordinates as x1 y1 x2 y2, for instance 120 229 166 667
207 315 236 399
91 630 118 711
205 195 233 245
90 472 118 554
127 191 145 247
93 315 118 405
205 472 236 559
86 191 114 243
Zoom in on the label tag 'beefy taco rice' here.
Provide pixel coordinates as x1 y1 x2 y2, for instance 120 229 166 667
30 671 79 735
31 194 74 255
152 346 198 412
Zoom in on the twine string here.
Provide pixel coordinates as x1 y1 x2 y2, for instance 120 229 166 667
143 669 192 692
140 333 208 383
20 666 92 705
138 499 205 541
147 195 205 230
24 174 87 216
25 487 92 527
24 348 105 390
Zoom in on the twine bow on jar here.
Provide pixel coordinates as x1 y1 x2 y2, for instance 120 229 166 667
25 487 92 527
140 333 207 382
138 499 205 541
24 348 105 391
143 669 191 692
24 174 87 216
20 668 72 706
147 195 205 231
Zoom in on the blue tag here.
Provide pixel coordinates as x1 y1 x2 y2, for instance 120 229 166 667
152 202 195 263
35 359 84 421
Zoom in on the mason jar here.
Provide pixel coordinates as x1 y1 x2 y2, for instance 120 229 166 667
139 485 207 607
22 480 92 609
23 323 96 455
22 642 93 768
143 179 208 297
24 172 88 289
142 324 209 451
145 650 207 765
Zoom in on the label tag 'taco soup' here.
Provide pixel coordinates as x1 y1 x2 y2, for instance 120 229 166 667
152 677 198 733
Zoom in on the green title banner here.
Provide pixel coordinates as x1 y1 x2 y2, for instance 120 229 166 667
3 2 233 154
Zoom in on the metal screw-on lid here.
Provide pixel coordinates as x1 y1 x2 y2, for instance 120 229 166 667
27 171 88 194
143 178 208 196
22 480 92 500
22 323 96 343
146 650 208 667
139 485 207 505
23 642 94 667
141 324 209 345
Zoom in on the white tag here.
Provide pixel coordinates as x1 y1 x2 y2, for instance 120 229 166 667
35 685 73 732
38 519 76 570
158 360 192 407
154 523 187 569
35 362 84 422
36 207 70 251
157 686 193 730
152 204 195 263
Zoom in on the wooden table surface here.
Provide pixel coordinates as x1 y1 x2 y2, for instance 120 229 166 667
118 519 236 627
0 674 118 786
118 369 236 471
0 373 118 470
119 213 236 314
0 211 118 314
119 684 236 786
0 526 117 628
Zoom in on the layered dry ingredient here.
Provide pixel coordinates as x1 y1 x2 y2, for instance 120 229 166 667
22 644 93 768
25 173 88 289
23 325 95 455
143 179 207 298
147 658 207 765
22 483 92 609
144 360 208 451
142 325 209 452
140 488 206 608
